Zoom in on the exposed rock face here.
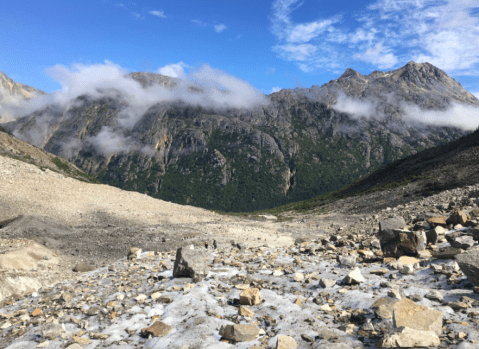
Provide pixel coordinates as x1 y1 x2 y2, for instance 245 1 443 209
5 62 473 212
172 246 210 279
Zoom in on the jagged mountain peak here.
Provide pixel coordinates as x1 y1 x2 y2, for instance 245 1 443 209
127 72 178 88
0 71 45 105
338 67 363 80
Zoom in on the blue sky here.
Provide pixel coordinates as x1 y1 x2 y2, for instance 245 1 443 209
1 0 479 96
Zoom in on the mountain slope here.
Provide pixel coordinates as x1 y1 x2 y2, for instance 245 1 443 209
0 71 44 105
4 62 477 212
0 127 98 183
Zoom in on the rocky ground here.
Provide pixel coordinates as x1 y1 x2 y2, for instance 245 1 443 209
2 153 479 348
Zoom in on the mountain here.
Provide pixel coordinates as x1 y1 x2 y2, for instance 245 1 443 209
0 71 44 106
3 62 478 212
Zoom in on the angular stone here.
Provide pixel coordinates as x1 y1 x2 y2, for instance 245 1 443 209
450 210 467 225
371 298 399 319
31 308 42 317
238 306 255 317
337 255 357 268
127 247 141 260
426 229 438 245
73 261 95 272
388 288 406 300
379 217 407 232
319 278 336 288
452 236 475 250
378 327 440 348
343 267 364 285
370 268 389 275
432 247 464 259
393 298 443 335
140 321 173 338
277 335 297 349
240 288 261 305
456 249 479 285
42 323 65 340
379 229 426 257
219 324 259 342
293 273 304 282
427 216 447 226
173 246 210 279
425 290 444 303
397 256 419 265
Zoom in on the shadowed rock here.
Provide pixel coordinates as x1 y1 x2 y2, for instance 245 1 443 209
173 246 211 279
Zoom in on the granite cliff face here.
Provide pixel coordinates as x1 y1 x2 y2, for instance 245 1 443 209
4 63 478 212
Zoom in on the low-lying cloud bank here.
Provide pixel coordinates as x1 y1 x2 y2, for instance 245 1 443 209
0 61 268 155
332 93 479 131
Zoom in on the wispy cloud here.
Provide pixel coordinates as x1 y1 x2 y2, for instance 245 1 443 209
193 19 228 34
214 24 227 33
149 10 166 19
192 19 208 27
131 12 144 20
270 0 479 75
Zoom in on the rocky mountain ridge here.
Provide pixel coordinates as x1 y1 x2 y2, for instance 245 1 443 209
3 62 478 212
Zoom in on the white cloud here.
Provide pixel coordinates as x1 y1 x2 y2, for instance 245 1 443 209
157 62 188 78
472 91 479 99
270 86 282 93
269 0 479 76
192 19 208 27
149 10 166 18
273 44 318 62
214 24 227 33
331 93 479 131
353 43 398 69
5 61 269 156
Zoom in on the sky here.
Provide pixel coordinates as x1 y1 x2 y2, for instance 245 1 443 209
1 0 479 96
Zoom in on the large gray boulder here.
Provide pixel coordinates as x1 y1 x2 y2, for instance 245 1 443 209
378 229 426 257
456 249 479 285
173 246 211 279
379 217 407 232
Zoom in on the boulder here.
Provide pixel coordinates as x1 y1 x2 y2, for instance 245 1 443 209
140 321 172 338
173 246 210 279
378 229 426 257
343 267 364 285
371 298 399 319
456 249 479 285
337 255 357 268
319 278 336 288
452 236 475 250
240 288 261 305
42 323 65 340
379 217 407 232
73 261 95 273
219 324 259 342
277 335 297 349
432 247 464 259
378 327 440 348
393 298 443 335
449 210 467 225
427 216 447 226
127 247 142 260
